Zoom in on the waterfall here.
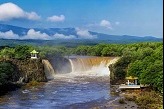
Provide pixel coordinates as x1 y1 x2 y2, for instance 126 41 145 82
42 57 120 79
42 59 55 80
69 59 75 72
68 57 120 76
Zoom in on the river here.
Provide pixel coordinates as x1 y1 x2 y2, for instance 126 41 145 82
0 76 119 109
0 56 119 109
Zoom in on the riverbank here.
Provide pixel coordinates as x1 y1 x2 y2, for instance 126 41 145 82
94 88 163 109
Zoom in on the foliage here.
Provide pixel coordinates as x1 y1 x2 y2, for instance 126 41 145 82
36 46 70 58
14 45 33 59
118 98 126 104
127 60 144 77
0 62 15 85
135 91 163 109
0 45 34 60
25 80 40 87
0 47 15 59
124 94 137 101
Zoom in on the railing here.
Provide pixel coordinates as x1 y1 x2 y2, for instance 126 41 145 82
119 84 141 89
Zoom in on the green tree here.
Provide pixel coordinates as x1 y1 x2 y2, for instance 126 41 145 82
140 60 163 92
0 47 15 59
14 45 33 59
0 62 15 85
127 60 144 78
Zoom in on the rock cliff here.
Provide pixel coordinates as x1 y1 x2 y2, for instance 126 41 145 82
1 58 47 83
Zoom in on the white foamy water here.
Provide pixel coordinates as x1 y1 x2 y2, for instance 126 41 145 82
67 57 120 77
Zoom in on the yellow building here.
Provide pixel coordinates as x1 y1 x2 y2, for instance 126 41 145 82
125 76 138 85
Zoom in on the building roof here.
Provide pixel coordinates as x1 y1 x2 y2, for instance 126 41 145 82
30 50 39 54
126 76 138 80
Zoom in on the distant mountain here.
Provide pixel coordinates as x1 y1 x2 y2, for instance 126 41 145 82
0 24 29 36
0 24 162 46
0 24 77 37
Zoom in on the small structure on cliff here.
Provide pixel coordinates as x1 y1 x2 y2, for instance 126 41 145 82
125 76 138 85
30 50 39 59
119 76 140 89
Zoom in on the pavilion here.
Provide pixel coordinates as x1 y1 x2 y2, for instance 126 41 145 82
119 76 141 89
30 50 39 59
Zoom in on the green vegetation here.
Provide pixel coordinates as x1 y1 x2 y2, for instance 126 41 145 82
135 91 162 109
121 90 162 109
0 45 33 60
0 45 46 90
36 46 71 58
25 80 40 87
118 98 126 104
124 93 137 101
0 61 15 85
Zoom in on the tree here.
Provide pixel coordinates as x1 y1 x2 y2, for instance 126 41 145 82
0 62 15 85
75 46 89 55
127 60 144 78
140 60 163 92
0 47 15 59
14 45 33 59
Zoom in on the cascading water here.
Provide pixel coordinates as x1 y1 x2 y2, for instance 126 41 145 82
42 59 55 80
52 56 120 81
67 57 116 77
69 59 75 72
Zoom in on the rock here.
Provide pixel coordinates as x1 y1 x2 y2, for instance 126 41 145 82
6 58 47 83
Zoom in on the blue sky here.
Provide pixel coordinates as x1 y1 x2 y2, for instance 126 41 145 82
0 0 163 38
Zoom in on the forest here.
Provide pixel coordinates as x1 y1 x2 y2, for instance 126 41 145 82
0 42 163 93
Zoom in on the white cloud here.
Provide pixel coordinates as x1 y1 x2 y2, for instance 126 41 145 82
0 2 40 21
0 29 77 40
47 15 65 22
22 29 50 40
53 33 76 39
76 28 97 39
100 20 112 29
0 30 19 39
86 20 113 30
0 29 76 40
0 29 97 40
25 12 41 20
22 29 75 40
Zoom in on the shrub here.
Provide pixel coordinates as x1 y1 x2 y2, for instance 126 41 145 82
124 94 136 101
135 91 162 109
0 61 15 85
118 98 126 104
26 80 39 87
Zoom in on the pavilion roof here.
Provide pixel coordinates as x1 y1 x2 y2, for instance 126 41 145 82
30 50 39 54
126 76 138 80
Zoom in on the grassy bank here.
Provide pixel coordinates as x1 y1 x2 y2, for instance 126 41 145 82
119 89 163 109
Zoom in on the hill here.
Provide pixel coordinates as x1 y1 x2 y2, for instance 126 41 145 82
0 24 162 46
